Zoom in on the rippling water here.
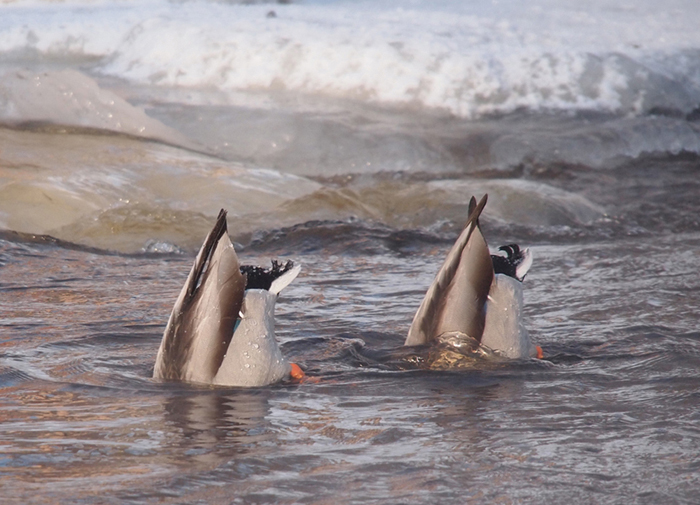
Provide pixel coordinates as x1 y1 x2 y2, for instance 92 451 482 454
2 0 700 503
2 213 700 503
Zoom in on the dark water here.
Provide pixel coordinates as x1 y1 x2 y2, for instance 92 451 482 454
2 150 700 504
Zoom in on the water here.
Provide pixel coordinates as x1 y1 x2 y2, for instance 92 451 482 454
1 0 700 503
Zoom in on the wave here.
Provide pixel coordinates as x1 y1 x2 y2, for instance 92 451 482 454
3 69 700 176
0 124 321 252
0 69 194 147
1 0 700 118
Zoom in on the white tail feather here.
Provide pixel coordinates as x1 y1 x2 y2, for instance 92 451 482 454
269 264 301 295
515 248 533 281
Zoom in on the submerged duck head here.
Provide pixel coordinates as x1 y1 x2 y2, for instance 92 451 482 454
405 194 541 360
153 210 302 387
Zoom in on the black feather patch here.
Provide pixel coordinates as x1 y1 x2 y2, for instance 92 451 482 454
240 260 295 291
491 244 526 279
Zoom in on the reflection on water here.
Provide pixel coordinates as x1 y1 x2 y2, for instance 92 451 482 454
1 228 700 504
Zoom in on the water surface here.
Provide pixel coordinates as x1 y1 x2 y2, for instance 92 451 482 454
1 0 700 503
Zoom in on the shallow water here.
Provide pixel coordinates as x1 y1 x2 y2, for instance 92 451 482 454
2 0 700 503
2 211 700 504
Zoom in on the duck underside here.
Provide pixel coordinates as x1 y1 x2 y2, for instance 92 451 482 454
154 209 298 386
153 209 245 383
404 194 535 360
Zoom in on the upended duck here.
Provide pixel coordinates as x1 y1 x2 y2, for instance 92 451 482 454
405 194 542 360
153 209 303 387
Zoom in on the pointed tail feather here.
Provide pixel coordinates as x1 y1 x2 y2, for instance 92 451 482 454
154 210 246 383
187 209 229 299
405 194 493 346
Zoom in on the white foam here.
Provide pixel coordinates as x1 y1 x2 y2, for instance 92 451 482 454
1 0 700 118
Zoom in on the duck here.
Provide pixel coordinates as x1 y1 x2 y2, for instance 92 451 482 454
153 209 304 387
405 194 542 360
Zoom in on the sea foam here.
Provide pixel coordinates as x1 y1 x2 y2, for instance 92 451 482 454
1 0 699 118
